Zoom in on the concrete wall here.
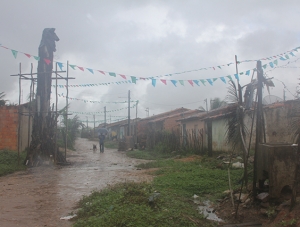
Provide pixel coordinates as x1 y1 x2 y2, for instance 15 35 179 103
211 118 232 152
0 104 32 151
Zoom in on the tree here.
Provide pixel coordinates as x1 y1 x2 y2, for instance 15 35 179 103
0 92 7 106
210 97 227 110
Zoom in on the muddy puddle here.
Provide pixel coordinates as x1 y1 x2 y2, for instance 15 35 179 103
0 138 153 227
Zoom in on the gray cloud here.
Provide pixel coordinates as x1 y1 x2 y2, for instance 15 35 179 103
1 0 300 122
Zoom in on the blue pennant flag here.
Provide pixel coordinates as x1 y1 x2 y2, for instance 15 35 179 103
279 57 286 61
193 80 200 86
245 70 250 76
220 77 226 83
171 80 177 87
234 74 239 81
57 62 63 70
87 68 94 74
207 79 213 86
269 62 274 68
152 79 156 87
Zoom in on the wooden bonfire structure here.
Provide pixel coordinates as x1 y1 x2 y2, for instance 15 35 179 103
26 28 65 166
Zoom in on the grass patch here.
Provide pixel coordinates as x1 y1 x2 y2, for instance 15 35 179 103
74 182 215 227
74 154 244 226
0 150 27 176
104 140 119 149
127 149 176 160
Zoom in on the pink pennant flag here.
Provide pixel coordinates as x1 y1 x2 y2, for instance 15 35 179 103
188 80 194 86
1 46 8 49
24 53 31 58
161 79 167 85
212 67 215 70
44 58 51 65
120 74 126 79
78 66 84 71
98 70 105 75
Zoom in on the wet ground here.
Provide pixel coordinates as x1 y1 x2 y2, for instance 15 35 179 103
0 138 153 227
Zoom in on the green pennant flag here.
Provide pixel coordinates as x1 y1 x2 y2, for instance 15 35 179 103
34 56 40 61
200 79 206 85
131 76 136 84
227 75 232 80
274 59 278 65
69 64 76 70
179 80 184 86
109 72 116 77
213 78 218 82
11 50 18 58
262 64 267 69
217 66 222 69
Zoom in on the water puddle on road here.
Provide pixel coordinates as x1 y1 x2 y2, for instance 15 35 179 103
196 200 223 222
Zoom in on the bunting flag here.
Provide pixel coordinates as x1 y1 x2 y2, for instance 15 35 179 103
200 79 206 86
109 72 116 77
179 80 184 86
188 80 194 86
11 50 18 58
57 62 63 70
44 58 51 65
87 68 94 74
245 70 250 76
234 74 239 81
120 74 126 79
24 53 31 58
193 80 200 86
152 79 156 87
78 66 84 71
57 93 137 104
161 79 167 85
220 77 226 83
171 80 177 87
131 76 136 84
207 79 213 86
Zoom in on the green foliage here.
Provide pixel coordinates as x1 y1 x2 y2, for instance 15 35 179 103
57 113 83 150
210 97 227 110
74 182 215 227
104 140 118 149
74 155 243 226
0 91 8 106
0 150 26 176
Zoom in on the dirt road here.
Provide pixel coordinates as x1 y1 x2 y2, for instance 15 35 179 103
0 138 152 227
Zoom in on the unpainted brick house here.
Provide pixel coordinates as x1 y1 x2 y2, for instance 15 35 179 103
0 103 32 151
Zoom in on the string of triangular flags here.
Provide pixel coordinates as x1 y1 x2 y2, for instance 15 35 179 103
57 93 137 104
1 43 299 80
79 117 128 124
53 57 289 88
66 103 136 115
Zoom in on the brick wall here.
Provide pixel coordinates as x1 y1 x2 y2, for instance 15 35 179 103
0 106 19 150
0 104 32 151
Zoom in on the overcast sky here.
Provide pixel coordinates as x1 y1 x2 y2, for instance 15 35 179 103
1 0 300 124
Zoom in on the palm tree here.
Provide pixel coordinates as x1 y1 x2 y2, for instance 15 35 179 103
210 97 227 110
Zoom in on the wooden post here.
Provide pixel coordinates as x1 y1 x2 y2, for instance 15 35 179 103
55 63 58 163
128 90 130 136
65 61 69 159
253 60 264 195
17 63 22 165
27 63 33 150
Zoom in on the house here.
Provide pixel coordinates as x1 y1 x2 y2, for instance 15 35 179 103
0 103 32 152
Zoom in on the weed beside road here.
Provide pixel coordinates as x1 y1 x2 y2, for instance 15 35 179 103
73 152 243 227
0 150 26 176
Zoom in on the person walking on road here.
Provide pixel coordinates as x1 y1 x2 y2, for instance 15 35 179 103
99 133 105 153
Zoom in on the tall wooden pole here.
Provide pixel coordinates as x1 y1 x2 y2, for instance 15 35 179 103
65 61 69 159
55 63 58 163
17 63 22 165
128 90 131 136
253 60 264 195
104 106 106 128
27 63 33 150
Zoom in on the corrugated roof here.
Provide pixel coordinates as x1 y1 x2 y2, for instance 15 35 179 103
149 109 200 123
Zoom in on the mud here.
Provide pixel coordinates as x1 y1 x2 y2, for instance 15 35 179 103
0 138 153 227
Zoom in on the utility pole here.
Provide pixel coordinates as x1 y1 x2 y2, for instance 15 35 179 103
283 89 286 101
86 116 88 129
145 108 149 117
204 98 208 112
104 106 106 128
128 90 131 136
135 100 139 145
93 115 95 138
253 60 264 196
